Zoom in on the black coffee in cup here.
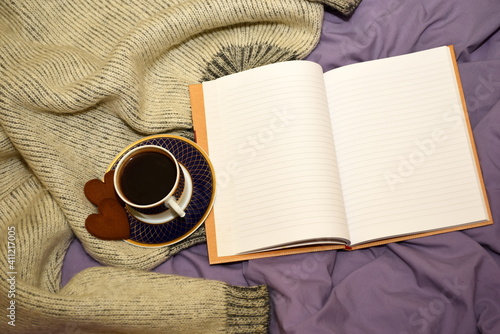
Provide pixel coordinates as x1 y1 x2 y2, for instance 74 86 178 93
119 150 177 205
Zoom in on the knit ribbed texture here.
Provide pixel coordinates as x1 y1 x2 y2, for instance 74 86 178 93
0 0 359 332
313 0 362 15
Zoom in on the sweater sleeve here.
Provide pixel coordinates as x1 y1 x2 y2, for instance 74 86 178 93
309 0 362 15
7 267 269 334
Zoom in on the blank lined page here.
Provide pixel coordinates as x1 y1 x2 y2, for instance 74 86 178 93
324 46 490 245
203 61 349 256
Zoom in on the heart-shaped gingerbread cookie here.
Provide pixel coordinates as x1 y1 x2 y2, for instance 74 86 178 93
84 170 120 206
85 198 130 240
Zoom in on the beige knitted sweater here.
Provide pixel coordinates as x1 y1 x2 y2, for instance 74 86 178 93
0 0 359 333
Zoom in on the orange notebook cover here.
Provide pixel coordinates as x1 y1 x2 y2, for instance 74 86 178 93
190 45 493 264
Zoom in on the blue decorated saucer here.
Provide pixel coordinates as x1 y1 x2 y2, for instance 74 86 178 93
107 135 215 247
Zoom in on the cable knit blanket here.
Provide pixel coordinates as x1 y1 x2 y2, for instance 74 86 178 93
0 0 360 332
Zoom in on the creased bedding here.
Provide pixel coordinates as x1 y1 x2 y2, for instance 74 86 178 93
4 0 500 333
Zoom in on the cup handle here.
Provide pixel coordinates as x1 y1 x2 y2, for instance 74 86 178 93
165 196 186 218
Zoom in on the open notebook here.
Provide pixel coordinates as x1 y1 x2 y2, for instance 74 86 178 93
190 46 493 264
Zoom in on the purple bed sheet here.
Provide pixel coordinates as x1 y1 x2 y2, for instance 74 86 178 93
62 1 500 333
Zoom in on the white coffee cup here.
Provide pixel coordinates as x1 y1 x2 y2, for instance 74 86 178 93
113 145 192 220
